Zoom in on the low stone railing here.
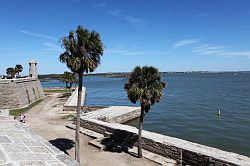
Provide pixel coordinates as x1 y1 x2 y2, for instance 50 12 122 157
80 117 250 165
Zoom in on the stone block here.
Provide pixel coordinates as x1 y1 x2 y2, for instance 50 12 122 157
28 146 50 154
23 140 43 147
2 144 30 153
20 161 46 166
56 154 80 166
0 136 11 143
43 142 64 155
0 149 7 165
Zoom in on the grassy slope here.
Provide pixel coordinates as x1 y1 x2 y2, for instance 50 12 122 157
10 89 71 116
61 114 75 121
10 99 43 117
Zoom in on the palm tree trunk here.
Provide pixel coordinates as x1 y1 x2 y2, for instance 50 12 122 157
138 103 145 158
75 74 83 163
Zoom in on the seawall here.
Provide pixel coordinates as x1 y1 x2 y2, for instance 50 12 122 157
0 77 45 109
80 107 250 166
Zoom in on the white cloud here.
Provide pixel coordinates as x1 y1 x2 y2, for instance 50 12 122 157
21 30 57 40
219 51 250 58
109 9 147 28
0 48 26 51
110 9 122 17
106 47 168 56
124 16 147 28
42 42 62 51
192 45 224 55
192 44 250 58
196 13 210 18
174 39 199 47
173 38 250 59
27 50 55 55
25 42 62 55
93 2 106 8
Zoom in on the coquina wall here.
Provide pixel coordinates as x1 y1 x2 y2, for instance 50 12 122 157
0 77 44 109
80 118 250 166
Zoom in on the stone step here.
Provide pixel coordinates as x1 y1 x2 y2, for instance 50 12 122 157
129 148 177 166
66 124 103 139
103 131 112 138
88 138 105 150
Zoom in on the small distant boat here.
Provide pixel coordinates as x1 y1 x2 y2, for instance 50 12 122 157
218 109 221 116
234 73 237 76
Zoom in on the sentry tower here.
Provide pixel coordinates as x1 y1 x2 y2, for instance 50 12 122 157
29 59 38 78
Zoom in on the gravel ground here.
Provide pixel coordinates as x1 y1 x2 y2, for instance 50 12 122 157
25 93 158 166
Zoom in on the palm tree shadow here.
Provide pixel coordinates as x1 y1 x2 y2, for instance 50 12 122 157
49 138 75 155
100 129 138 156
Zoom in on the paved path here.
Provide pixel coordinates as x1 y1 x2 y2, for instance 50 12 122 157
0 119 79 166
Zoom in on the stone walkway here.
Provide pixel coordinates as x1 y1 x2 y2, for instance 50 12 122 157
0 118 79 166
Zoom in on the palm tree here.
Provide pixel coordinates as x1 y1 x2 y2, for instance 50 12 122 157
59 25 104 163
68 73 78 89
15 64 23 75
124 66 166 158
61 71 78 89
6 67 15 78
61 72 70 88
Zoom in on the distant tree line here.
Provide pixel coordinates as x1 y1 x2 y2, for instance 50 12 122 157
38 74 63 80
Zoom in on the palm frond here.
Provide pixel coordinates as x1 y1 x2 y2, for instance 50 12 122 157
124 66 166 113
59 25 104 74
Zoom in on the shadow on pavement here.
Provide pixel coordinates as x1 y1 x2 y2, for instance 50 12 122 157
100 129 138 155
49 138 75 155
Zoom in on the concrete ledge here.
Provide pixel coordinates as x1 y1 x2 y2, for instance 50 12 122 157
80 116 250 165
82 106 140 123
63 87 86 107
63 105 107 113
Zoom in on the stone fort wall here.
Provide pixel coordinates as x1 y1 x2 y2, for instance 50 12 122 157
0 77 44 109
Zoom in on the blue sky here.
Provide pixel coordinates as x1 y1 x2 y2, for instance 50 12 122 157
0 0 250 74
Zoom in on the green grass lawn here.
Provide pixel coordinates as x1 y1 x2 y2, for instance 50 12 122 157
44 89 72 93
61 114 75 121
10 99 44 117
